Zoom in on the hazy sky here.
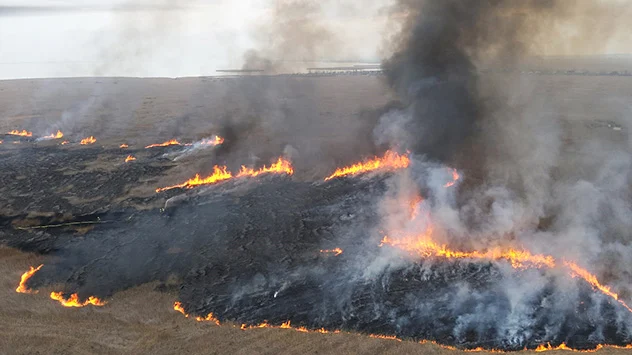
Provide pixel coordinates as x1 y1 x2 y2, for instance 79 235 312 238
0 1 387 79
1 0 630 79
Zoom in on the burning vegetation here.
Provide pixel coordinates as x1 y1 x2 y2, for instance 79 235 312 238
7 129 33 137
156 157 293 193
80 136 96 145
324 150 410 181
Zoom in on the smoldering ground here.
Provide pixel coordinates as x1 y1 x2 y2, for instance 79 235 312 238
5 0 632 350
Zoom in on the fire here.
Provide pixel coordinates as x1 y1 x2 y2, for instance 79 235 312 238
156 166 233 193
564 261 632 313
380 235 555 269
444 168 460 188
43 130 64 139
16 264 43 294
320 248 343 256
173 301 187 316
125 155 136 163
381 231 632 314
145 139 183 149
61 141 69 145
156 157 293 193
120 144 129 148
49 292 106 307
7 129 33 137
200 136 225 146
80 136 96 145
236 157 294 178
324 150 410 181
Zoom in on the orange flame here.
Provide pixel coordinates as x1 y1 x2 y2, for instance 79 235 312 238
156 157 293 193
324 150 410 181
173 301 187 316
125 155 136 163
43 130 64 139
7 129 32 137
49 292 106 307
200 136 225 146
381 231 632 313
236 157 294 178
444 168 460 188
320 248 343 256
564 261 632 313
120 144 129 148
145 139 182 149
61 141 69 145
156 166 233 193
80 136 96 145
16 264 43 294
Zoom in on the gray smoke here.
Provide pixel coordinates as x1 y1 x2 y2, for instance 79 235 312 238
374 0 632 341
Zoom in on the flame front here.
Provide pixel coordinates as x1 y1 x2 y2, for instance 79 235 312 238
200 136 225 146
145 139 182 149
8 129 33 137
16 264 43 293
120 144 129 148
237 157 294 178
49 292 106 307
43 130 64 139
156 166 233 193
156 157 293 193
125 155 136 163
381 231 632 314
324 150 410 181
80 136 96 145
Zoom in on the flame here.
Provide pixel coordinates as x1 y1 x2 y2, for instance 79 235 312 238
16 264 43 293
320 248 343 256
172 303 628 351
80 136 96 145
173 301 187 316
200 136 225 146
381 230 632 314
156 157 293 193
120 144 129 148
145 139 183 149
156 166 233 193
7 129 32 137
49 292 106 307
325 150 410 181
444 168 460 188
564 261 632 313
236 157 294 178
61 141 69 145
43 130 64 139
125 155 136 163
0 140 2 144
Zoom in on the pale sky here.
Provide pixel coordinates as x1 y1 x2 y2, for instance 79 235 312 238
0 1 387 79
0 0 630 80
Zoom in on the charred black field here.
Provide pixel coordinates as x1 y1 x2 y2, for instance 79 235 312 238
2 83 632 350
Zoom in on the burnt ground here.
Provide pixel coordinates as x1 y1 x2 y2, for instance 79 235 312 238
1 73 632 353
1 139 631 350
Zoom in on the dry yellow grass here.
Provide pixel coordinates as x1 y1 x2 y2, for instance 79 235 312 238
2 246 631 354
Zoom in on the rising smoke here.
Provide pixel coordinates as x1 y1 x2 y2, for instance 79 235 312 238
374 0 632 343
